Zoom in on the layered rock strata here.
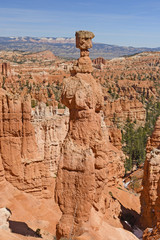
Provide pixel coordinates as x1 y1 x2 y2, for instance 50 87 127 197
0 89 68 197
55 31 125 239
104 98 146 127
31 103 69 178
141 117 160 228
0 89 45 195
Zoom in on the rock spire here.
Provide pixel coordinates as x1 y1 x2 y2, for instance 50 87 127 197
71 30 95 75
55 31 124 239
141 116 160 228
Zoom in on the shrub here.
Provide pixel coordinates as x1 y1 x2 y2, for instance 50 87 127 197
31 99 37 108
122 100 160 171
35 228 42 237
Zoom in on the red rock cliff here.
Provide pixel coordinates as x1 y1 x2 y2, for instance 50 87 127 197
0 89 68 198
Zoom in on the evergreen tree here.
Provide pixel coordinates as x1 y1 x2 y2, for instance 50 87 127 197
122 100 160 172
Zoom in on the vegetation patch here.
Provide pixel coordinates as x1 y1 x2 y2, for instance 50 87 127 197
122 100 160 171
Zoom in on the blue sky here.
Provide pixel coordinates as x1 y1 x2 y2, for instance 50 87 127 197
0 0 160 47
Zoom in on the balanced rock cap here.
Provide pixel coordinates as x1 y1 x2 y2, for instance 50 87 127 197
75 31 95 39
75 30 95 50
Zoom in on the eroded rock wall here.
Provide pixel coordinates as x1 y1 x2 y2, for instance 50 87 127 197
32 104 69 178
0 89 68 198
104 98 146 127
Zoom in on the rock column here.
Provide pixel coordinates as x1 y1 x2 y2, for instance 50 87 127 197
140 117 160 228
55 31 124 239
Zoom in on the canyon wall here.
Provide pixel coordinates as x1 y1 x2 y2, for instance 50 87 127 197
104 98 146 127
0 89 68 198
32 103 69 179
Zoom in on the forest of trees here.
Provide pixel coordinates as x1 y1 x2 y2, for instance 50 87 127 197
122 100 160 171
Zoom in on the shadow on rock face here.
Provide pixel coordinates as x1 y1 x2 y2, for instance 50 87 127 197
9 220 42 238
119 203 142 234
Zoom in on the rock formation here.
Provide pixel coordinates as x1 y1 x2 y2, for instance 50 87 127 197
143 225 160 240
0 89 43 194
0 208 11 231
0 89 68 197
92 57 106 66
108 126 122 150
55 31 125 239
140 117 160 228
1 62 11 77
32 103 69 178
104 98 146 127
142 180 160 239
70 31 94 75
0 155 5 183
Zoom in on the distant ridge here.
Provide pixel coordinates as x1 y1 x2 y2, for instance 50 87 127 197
0 36 75 44
0 36 160 59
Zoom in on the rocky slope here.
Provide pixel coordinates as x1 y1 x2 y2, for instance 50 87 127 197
0 179 61 240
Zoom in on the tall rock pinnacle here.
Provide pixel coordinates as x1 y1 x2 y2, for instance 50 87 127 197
141 116 160 228
55 31 124 239
71 31 95 75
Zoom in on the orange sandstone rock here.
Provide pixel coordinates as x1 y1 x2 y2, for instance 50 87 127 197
1 62 11 77
108 126 122 150
71 31 95 74
75 31 95 50
141 120 160 238
104 98 146 127
92 57 106 65
0 89 68 198
55 31 125 239
141 117 160 228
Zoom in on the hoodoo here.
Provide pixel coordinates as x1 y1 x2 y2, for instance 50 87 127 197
140 116 160 228
141 117 160 239
55 31 125 239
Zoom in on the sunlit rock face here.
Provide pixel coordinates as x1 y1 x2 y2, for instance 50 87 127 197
55 31 125 240
141 117 160 229
0 208 11 231
0 89 68 198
